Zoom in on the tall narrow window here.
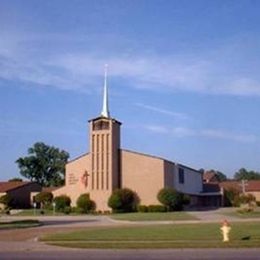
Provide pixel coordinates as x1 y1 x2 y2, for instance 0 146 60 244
178 168 185 184
91 135 95 189
101 134 104 189
106 134 109 190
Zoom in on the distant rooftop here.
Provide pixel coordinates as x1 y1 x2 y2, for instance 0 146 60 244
0 181 31 192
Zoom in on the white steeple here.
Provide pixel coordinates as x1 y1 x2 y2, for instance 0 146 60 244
101 64 110 118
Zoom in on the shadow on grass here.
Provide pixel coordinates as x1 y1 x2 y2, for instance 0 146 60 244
42 219 98 226
241 236 251 240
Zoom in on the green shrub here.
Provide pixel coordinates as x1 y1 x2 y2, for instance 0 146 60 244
137 205 148 212
108 188 139 213
224 188 240 207
53 195 71 212
157 188 184 211
34 192 53 209
239 193 256 204
64 206 71 215
76 193 96 214
0 194 12 209
147 205 167 212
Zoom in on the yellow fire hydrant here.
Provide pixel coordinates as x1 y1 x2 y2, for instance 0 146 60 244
220 219 231 242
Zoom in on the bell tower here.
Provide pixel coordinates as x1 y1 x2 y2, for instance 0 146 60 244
89 65 121 198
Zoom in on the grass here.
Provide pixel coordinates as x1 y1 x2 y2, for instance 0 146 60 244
15 209 66 216
224 208 260 219
0 219 42 229
15 210 197 221
110 212 197 221
41 222 260 249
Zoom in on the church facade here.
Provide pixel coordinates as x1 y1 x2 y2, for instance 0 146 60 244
53 71 204 211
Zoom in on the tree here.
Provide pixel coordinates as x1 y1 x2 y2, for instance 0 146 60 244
157 188 185 211
76 193 96 213
16 142 69 187
108 188 139 213
207 169 227 182
215 171 228 182
234 168 260 181
34 191 53 209
8 178 23 182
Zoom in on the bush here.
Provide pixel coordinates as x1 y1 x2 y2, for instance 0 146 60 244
224 188 240 207
34 192 53 209
53 195 71 212
239 193 256 204
157 188 184 211
137 205 148 213
256 201 260 207
0 194 12 209
76 193 96 214
238 193 256 211
147 205 167 212
225 192 256 209
63 206 71 215
72 207 85 214
108 188 139 213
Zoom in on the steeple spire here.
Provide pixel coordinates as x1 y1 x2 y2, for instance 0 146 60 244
101 64 110 118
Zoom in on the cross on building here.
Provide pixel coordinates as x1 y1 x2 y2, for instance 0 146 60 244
239 179 248 194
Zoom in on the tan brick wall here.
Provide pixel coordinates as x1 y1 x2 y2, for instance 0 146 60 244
121 150 165 205
53 154 92 206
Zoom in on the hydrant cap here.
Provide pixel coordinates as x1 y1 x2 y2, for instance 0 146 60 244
222 219 229 226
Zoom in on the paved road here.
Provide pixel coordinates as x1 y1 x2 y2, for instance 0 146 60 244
1 248 260 260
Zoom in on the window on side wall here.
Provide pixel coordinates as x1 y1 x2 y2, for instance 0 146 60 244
178 168 185 184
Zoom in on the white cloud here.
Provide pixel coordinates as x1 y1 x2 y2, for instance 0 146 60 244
144 125 169 134
201 129 257 143
144 124 257 143
135 103 189 120
0 31 260 96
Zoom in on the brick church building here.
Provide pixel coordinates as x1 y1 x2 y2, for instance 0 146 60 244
53 69 214 211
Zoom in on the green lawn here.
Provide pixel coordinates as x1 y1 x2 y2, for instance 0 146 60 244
15 209 66 216
41 222 260 249
110 212 197 221
224 208 260 219
0 219 41 229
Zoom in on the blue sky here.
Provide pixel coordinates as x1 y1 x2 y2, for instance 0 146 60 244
0 0 260 180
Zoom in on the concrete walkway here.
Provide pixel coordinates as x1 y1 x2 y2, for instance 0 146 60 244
187 207 260 223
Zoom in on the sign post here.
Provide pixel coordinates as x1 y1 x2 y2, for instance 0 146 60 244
52 202 56 215
33 202 37 216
